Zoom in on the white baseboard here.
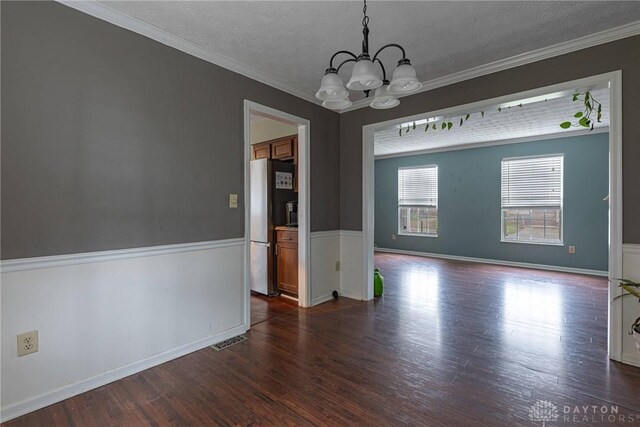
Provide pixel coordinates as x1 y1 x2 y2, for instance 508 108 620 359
337 291 364 301
375 247 608 277
311 292 336 306
621 352 640 368
0 324 248 423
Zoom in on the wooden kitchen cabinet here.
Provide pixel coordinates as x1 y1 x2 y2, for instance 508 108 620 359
275 228 298 296
271 138 294 159
252 142 271 160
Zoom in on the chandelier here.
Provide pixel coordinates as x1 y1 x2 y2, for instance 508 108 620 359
315 0 422 110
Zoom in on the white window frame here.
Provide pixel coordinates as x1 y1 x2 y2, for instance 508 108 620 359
500 154 564 246
397 165 438 238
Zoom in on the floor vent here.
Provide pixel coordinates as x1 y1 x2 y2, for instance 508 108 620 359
211 334 247 351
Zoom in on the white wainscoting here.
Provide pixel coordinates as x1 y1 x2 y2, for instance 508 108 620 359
0 238 247 422
340 230 365 301
310 231 341 305
621 244 640 367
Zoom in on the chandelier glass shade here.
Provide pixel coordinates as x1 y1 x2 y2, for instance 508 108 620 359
370 81 400 109
322 98 353 109
346 58 383 91
315 71 349 101
316 0 421 110
388 62 422 94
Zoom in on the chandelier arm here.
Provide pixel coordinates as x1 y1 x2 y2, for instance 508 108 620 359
335 58 357 73
329 50 358 68
373 58 387 81
371 43 407 63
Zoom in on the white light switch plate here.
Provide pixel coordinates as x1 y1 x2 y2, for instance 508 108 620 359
229 194 238 208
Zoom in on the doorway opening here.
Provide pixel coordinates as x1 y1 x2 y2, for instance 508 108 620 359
361 72 623 362
243 101 311 328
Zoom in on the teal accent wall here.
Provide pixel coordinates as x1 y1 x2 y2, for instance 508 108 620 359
374 133 609 271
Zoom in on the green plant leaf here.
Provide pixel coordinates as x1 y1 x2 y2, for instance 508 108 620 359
579 117 590 128
621 284 640 299
412 122 416 130
560 121 572 129
459 118 464 126
447 122 453 130
432 123 437 130
572 95 578 101
584 91 590 102
597 104 602 122
441 122 446 130
399 128 402 136
497 107 502 112
481 111 485 118
465 114 470 121
518 103 523 108
425 125 428 132
574 112 583 118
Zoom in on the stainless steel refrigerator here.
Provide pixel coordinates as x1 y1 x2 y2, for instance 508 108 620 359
250 158 295 296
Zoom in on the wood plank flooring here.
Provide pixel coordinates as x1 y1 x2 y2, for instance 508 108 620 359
5 253 640 426
250 292 299 326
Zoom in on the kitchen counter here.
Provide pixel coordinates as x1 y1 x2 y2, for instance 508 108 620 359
274 225 298 231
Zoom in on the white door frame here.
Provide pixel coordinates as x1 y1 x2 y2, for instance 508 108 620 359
243 100 312 326
362 71 624 361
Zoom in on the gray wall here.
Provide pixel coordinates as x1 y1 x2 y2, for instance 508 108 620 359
341 35 640 244
1 1 340 259
375 133 609 271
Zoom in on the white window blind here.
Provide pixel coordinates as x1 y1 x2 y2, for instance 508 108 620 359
398 166 438 207
501 155 563 208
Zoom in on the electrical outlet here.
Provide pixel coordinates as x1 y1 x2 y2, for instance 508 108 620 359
335 261 340 272
568 245 576 254
17 330 38 357
391 234 396 240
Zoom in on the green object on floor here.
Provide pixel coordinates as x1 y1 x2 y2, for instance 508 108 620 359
374 268 384 297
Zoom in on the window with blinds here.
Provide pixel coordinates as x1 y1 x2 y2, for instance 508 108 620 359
398 165 438 236
501 154 563 244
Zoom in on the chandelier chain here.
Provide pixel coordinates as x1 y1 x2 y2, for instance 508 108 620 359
362 0 369 28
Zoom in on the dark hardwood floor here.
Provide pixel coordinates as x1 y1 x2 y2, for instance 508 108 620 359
250 292 298 326
5 253 640 426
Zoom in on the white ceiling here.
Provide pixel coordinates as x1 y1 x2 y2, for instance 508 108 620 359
374 88 610 157
95 1 640 104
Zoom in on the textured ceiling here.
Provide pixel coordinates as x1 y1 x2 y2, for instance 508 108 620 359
374 88 610 157
96 1 640 103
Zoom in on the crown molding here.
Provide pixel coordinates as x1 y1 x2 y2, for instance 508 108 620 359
341 20 640 113
55 2 639 115
56 0 322 107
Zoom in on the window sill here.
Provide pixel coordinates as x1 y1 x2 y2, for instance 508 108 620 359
500 239 564 247
398 232 438 238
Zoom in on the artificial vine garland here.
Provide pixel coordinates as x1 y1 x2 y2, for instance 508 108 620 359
398 91 602 137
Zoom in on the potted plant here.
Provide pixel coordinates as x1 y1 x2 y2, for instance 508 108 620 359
613 278 640 352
